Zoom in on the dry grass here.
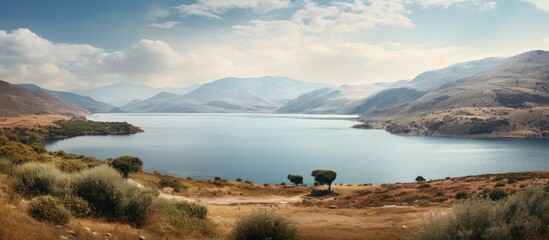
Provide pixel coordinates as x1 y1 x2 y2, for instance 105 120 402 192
131 172 311 198
0 114 69 132
2 162 549 240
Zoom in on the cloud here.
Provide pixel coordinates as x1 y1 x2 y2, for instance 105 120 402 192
414 0 469 7
89 39 182 76
292 0 413 33
148 21 180 29
543 38 549 44
0 28 102 89
175 0 292 19
145 8 171 20
523 0 549 12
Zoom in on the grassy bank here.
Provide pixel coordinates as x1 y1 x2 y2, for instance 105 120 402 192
46 119 143 139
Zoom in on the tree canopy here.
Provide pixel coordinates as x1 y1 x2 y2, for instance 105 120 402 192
110 156 143 178
311 169 337 191
287 174 303 186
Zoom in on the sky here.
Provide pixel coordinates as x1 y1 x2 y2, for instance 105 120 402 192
0 0 548 90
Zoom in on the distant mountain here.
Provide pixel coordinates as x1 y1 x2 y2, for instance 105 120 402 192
355 50 549 138
121 76 330 113
72 82 198 106
0 80 88 117
18 84 113 113
404 57 505 90
277 84 385 114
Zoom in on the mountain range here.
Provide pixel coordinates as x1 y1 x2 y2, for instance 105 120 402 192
1 50 548 138
0 80 88 117
18 84 114 113
72 82 198 106
353 50 549 138
121 76 330 113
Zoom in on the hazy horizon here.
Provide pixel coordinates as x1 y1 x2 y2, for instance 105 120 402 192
1 0 549 91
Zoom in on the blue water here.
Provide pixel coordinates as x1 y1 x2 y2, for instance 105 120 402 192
44 113 549 184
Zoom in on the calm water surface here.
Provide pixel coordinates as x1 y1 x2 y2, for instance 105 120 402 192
44 113 549 184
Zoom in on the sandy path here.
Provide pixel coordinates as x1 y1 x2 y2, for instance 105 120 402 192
128 179 303 205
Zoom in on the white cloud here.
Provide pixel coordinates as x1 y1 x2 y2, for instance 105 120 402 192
145 8 171 20
148 21 180 29
414 0 469 7
523 0 549 12
478 1 497 11
0 28 102 89
0 20 493 91
175 0 292 19
292 0 413 33
89 39 182 76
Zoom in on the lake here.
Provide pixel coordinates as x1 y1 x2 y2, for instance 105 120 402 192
44 113 549 184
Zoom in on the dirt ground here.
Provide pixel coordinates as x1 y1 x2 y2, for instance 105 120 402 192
0 114 68 131
208 204 442 240
130 170 549 239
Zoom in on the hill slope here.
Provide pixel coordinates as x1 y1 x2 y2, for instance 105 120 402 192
18 84 114 113
122 76 330 113
277 84 386 114
73 82 198 106
355 50 549 138
0 80 89 117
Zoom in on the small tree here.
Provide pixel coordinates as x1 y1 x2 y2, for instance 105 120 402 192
311 169 337 191
415 176 426 182
110 156 143 178
287 174 303 186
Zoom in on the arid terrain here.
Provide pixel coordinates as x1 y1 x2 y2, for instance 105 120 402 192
126 170 549 239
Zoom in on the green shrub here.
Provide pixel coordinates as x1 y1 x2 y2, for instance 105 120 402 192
435 192 445 197
418 183 432 188
109 156 143 178
175 201 208 219
150 198 214 237
72 165 155 227
0 142 42 164
0 157 13 174
416 176 426 182
416 186 549 240
159 178 186 192
494 181 505 188
13 162 70 197
455 191 469 199
0 135 9 146
30 142 46 154
488 189 508 201
231 210 298 240
60 195 92 218
57 160 88 173
27 195 71 225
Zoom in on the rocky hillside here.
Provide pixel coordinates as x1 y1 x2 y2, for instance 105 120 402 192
18 84 114 113
0 80 88 117
355 50 549 138
277 84 386 114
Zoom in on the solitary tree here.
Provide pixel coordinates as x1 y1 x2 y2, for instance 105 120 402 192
110 156 143 178
415 176 426 182
311 169 337 191
287 174 303 186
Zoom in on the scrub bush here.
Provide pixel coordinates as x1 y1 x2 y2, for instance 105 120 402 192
13 162 70 197
27 195 71 225
416 186 549 240
231 210 297 240
72 165 155 227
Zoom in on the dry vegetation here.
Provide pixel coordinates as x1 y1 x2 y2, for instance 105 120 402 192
357 107 549 138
